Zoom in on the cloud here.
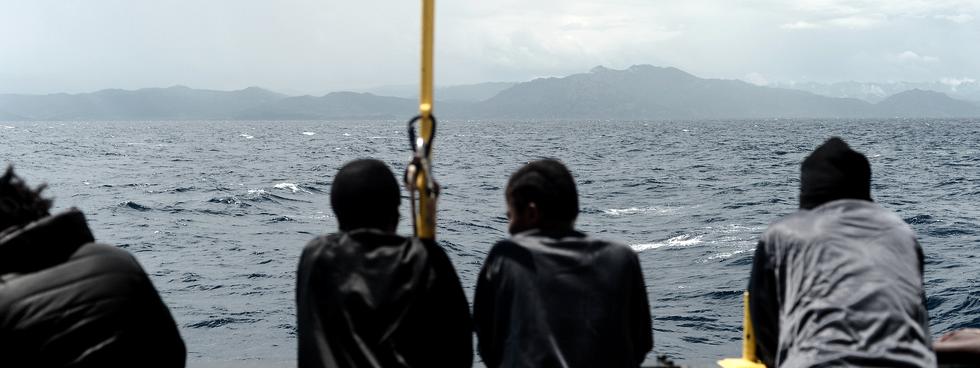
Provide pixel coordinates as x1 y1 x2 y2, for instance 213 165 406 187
781 21 820 29
826 15 884 29
941 77 977 91
780 15 885 30
935 14 975 23
896 51 940 63
744 72 769 86
3 0 979 93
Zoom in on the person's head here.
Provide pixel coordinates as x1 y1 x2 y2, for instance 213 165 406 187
799 137 872 210
505 159 579 234
330 159 401 232
0 166 52 232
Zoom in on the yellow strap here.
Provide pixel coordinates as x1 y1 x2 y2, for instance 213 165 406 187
414 0 436 240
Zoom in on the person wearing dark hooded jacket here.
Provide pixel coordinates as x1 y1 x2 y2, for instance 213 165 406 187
295 159 472 368
474 159 653 368
0 167 186 367
748 137 935 368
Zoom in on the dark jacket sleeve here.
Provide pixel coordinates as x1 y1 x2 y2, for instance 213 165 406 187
296 239 338 368
415 240 474 368
629 251 654 366
748 241 779 367
473 247 502 368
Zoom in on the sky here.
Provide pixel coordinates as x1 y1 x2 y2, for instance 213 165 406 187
1 0 978 95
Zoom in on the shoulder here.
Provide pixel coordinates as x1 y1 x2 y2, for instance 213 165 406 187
486 238 533 264
68 243 147 277
0 243 152 310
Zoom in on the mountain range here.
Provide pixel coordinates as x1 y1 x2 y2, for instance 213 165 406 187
774 80 980 103
2 65 978 121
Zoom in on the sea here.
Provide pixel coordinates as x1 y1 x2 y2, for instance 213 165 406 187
1 119 978 367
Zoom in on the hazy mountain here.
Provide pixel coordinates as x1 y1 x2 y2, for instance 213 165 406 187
236 92 417 120
475 65 878 119
2 65 978 121
776 80 980 103
875 89 980 118
0 86 286 120
0 110 27 121
361 82 516 102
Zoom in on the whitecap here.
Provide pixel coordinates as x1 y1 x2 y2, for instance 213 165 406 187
2 125 14 129
247 189 267 195
707 248 753 260
274 183 303 193
603 206 673 216
240 133 254 139
302 132 316 136
631 234 703 252
342 133 351 137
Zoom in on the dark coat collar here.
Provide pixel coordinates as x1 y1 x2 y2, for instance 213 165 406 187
0 209 94 274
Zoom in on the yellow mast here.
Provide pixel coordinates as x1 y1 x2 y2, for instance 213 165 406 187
408 0 437 240
718 292 767 368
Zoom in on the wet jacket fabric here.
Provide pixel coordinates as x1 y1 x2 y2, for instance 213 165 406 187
0 210 186 368
296 229 473 368
749 199 935 368
474 229 653 368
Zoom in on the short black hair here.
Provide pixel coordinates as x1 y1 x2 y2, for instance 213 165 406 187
0 166 52 232
506 159 579 224
330 159 401 231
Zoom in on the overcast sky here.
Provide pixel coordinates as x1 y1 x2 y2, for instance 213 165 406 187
2 0 978 94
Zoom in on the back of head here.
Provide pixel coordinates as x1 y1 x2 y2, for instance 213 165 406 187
0 166 52 232
330 159 401 232
799 137 872 210
506 159 579 226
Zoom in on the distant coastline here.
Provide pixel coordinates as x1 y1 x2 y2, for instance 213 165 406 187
2 65 979 121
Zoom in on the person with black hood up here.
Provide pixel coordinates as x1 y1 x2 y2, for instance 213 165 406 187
473 159 653 368
0 167 186 367
295 159 472 368
748 137 935 367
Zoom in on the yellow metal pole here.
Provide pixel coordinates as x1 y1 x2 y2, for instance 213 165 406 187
415 0 436 240
718 292 766 368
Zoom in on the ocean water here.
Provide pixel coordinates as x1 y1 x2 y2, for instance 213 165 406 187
1 119 978 367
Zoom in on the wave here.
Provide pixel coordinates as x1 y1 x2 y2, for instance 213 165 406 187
273 183 304 193
119 201 152 211
603 206 674 216
631 234 703 252
186 317 261 329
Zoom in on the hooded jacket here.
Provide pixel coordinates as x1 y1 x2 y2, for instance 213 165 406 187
748 138 935 367
0 210 186 367
473 230 653 368
295 229 472 368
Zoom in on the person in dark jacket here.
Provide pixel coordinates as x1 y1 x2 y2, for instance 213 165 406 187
748 138 935 367
933 328 980 365
295 159 472 368
0 167 186 367
474 159 653 368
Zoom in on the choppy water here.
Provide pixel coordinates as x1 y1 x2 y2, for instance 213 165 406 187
1 119 978 367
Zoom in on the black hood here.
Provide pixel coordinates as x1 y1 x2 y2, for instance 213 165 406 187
799 137 872 209
0 209 93 274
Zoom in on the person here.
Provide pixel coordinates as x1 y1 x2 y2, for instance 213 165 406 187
295 159 472 368
748 137 935 367
934 328 980 365
473 159 653 368
0 167 186 367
